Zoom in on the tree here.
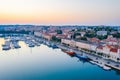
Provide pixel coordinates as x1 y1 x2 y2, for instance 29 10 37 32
80 37 87 41
72 33 81 39
56 30 62 34
97 35 107 40
113 33 120 38
85 33 96 38
51 36 61 42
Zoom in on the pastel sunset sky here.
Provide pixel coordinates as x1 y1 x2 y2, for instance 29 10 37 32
0 0 120 25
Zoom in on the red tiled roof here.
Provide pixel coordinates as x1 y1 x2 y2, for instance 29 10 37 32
90 38 100 42
110 48 118 53
105 38 118 42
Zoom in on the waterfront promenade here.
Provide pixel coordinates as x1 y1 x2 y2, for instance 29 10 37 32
37 37 120 70
57 43 120 70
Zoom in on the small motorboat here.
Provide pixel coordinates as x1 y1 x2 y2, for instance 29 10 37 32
51 43 58 49
2 45 11 50
103 65 111 70
89 60 96 64
62 49 75 55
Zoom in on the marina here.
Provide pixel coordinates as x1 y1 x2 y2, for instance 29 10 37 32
0 37 120 80
1 36 120 71
0 0 119 79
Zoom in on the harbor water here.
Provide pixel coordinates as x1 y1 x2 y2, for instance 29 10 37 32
0 38 120 80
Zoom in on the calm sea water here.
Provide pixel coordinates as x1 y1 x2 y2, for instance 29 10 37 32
0 38 120 80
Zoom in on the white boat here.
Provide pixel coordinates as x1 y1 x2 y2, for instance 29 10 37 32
2 45 11 50
35 43 40 46
89 61 96 64
13 42 21 49
46 41 51 47
89 61 111 70
2 41 11 50
28 42 35 47
103 65 111 70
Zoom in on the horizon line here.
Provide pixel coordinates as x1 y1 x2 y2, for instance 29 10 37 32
0 24 119 27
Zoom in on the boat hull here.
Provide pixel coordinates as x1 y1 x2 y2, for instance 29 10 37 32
75 54 89 60
62 49 75 55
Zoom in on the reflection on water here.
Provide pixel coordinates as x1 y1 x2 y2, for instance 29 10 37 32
0 38 120 80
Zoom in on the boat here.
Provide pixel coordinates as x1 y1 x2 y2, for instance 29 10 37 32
2 45 11 50
89 60 111 70
28 42 35 47
14 44 21 49
25 40 30 44
29 43 35 47
90 60 103 67
75 53 89 60
89 60 96 64
62 49 75 55
2 41 11 50
34 42 40 46
13 42 21 49
36 43 41 46
103 65 111 70
45 41 51 47
51 43 58 49
97 63 111 70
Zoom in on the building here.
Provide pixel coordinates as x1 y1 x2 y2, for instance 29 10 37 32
96 45 120 61
42 33 52 40
90 44 98 51
80 32 86 37
61 39 76 47
34 31 42 37
104 35 119 45
89 38 100 43
96 45 104 54
48 32 57 36
61 38 120 62
110 48 119 61
75 41 91 50
61 39 91 50
57 34 66 39
97 31 107 36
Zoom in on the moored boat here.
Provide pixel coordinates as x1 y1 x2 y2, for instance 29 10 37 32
51 43 58 49
89 60 96 64
12 41 21 49
45 41 51 47
103 65 111 70
29 43 35 47
2 45 11 50
75 53 89 60
62 49 75 55
2 41 11 50
89 60 111 70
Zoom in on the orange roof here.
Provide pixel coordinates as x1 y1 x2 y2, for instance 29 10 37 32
106 45 113 49
90 38 100 42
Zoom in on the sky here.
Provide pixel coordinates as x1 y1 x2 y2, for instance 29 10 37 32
0 0 120 25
